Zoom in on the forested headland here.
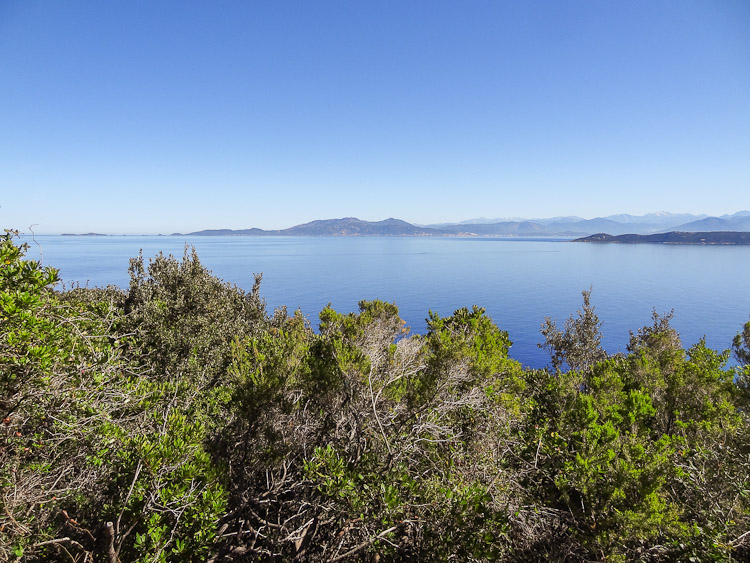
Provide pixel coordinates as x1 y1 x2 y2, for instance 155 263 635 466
2 229 750 562
574 231 750 245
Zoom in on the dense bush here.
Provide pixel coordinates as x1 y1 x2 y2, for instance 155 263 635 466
1 231 749 561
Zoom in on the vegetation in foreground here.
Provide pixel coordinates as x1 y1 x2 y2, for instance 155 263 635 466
2 229 750 562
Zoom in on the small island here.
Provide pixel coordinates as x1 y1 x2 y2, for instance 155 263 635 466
61 232 110 237
574 231 750 245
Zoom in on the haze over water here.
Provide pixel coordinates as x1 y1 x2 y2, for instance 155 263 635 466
27 235 750 369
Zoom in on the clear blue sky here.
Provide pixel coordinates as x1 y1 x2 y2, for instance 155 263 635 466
1 1 748 234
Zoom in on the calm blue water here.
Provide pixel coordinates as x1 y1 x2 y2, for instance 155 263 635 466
21 235 750 368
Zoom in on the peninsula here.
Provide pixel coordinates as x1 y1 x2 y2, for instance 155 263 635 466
573 231 750 245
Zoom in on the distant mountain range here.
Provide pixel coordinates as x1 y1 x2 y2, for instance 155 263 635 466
175 218 439 237
174 211 750 237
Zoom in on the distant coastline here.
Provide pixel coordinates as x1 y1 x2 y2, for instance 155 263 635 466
53 211 750 238
573 231 750 245
168 214 750 238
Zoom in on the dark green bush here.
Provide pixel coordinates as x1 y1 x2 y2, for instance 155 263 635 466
123 246 266 386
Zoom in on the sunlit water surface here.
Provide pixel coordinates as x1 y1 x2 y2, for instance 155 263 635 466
24 235 750 368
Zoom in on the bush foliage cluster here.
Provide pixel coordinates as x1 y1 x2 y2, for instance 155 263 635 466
2 230 750 562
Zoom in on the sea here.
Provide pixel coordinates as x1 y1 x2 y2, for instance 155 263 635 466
20 235 750 369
